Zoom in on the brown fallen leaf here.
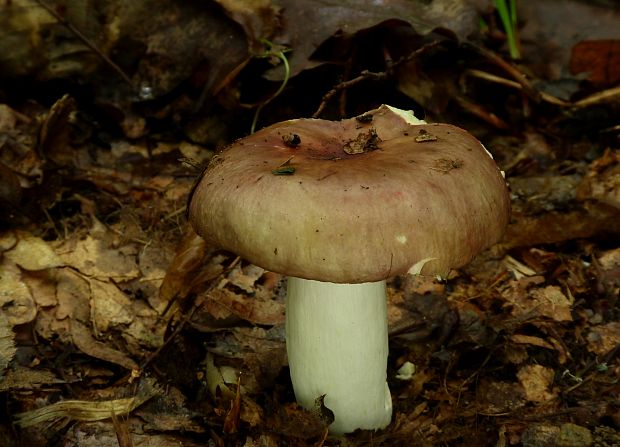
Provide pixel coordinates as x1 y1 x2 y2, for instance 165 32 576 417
55 227 140 282
223 376 242 434
597 247 620 292
37 94 76 166
89 278 134 334
502 283 573 322
510 334 556 351
267 402 328 440
232 326 287 388
570 40 620 87
0 313 16 374
2 231 64 271
586 322 620 356
55 268 91 321
214 0 280 54
476 379 526 414
159 226 216 305
267 0 479 80
0 104 41 189
71 320 139 371
519 0 620 81
204 287 285 326
226 263 265 293
521 423 593 447
0 365 63 392
21 270 57 307
0 258 37 326
577 148 620 210
517 364 557 403
135 386 206 434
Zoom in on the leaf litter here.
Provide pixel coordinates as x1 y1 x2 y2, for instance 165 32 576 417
0 0 619 446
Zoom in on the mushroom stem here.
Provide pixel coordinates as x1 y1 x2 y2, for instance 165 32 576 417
286 277 392 434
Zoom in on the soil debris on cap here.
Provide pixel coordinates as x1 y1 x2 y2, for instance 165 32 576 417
415 129 438 142
342 128 381 154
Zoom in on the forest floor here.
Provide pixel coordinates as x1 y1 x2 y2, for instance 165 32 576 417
1 1 619 446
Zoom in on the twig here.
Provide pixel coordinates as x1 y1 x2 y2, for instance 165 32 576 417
574 84 620 108
312 40 443 118
313 70 388 119
453 94 510 129
464 69 569 106
465 43 540 102
34 0 134 89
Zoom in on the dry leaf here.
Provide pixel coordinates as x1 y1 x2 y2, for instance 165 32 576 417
22 270 57 307
56 232 140 282
71 320 139 371
577 149 620 210
89 278 134 333
586 322 620 356
2 231 63 271
517 364 557 403
520 0 620 81
136 386 206 434
511 334 556 350
0 365 62 391
120 303 165 351
570 40 620 86
37 94 76 166
205 287 285 326
521 423 593 447
0 259 37 326
214 0 280 53
269 0 479 79
0 313 16 374
56 269 91 321
503 284 573 322
226 264 265 293
476 379 526 414
159 227 211 305
136 240 171 315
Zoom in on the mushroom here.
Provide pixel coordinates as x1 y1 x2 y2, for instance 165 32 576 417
188 105 510 434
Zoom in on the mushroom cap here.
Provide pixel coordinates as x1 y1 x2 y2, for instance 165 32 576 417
189 105 510 283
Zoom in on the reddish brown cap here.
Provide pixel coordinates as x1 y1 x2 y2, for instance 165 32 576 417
189 105 510 283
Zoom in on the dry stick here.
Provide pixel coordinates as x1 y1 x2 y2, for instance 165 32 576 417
465 43 541 103
560 342 620 396
464 69 570 106
453 94 510 129
312 41 443 118
34 0 134 89
313 70 388 119
579 341 620 380
464 69 620 109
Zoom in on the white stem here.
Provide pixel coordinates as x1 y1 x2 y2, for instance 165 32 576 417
286 277 392 434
